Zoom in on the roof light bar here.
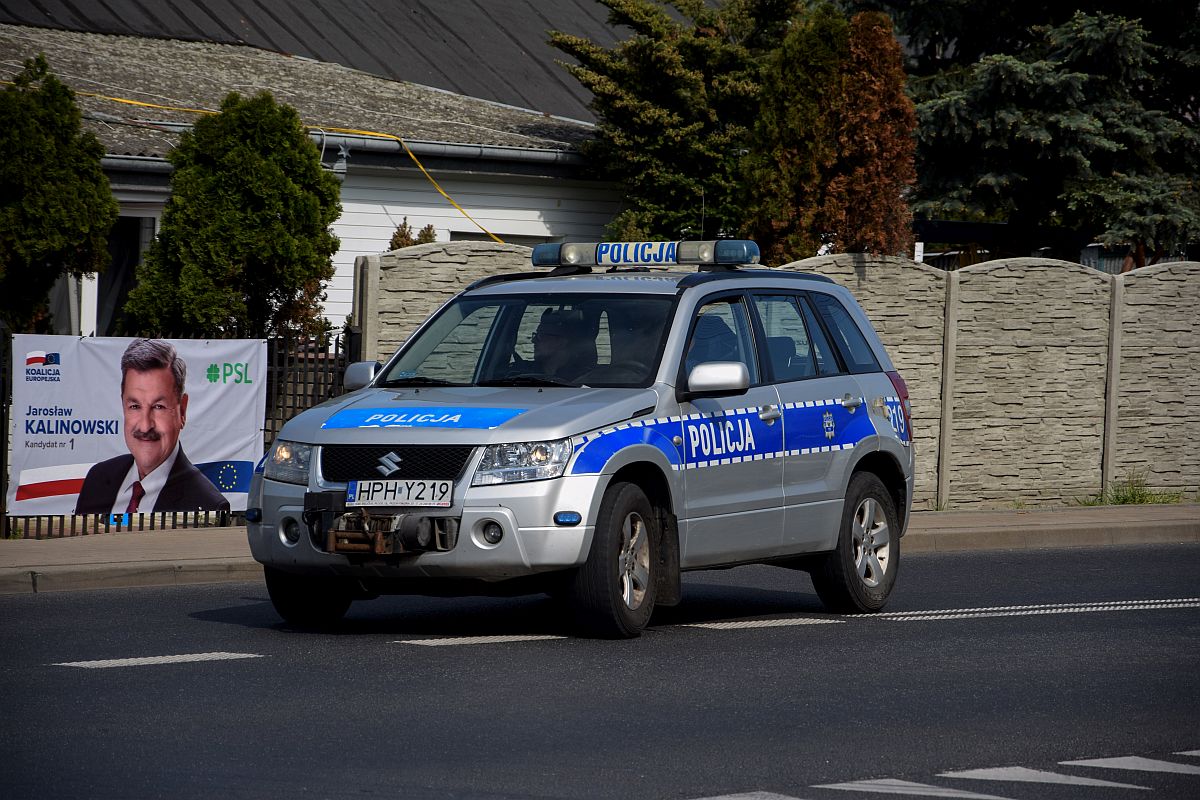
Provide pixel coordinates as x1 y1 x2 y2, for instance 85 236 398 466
531 240 760 268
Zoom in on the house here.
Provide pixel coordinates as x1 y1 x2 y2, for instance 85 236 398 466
0 19 624 334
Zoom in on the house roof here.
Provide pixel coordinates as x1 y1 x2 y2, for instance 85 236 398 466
0 23 597 161
0 0 621 122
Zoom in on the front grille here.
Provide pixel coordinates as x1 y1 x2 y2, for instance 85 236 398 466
320 445 475 482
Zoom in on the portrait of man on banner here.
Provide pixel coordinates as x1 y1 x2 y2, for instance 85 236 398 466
74 338 230 514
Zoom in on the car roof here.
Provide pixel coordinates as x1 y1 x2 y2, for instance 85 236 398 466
465 268 835 296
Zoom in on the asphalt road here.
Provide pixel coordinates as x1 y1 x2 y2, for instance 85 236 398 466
1 543 1198 800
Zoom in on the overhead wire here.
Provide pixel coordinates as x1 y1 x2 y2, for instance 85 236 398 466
2 77 506 243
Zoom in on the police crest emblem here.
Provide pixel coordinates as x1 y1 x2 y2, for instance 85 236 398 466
823 410 835 441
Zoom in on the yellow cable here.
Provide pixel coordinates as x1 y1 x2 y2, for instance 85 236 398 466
3 81 505 243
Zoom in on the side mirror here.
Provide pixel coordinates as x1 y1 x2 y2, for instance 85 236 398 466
678 361 750 401
344 361 382 391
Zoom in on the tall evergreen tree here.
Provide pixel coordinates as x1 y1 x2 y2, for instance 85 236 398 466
913 11 1199 264
551 0 801 240
124 91 340 336
0 54 117 331
743 7 915 262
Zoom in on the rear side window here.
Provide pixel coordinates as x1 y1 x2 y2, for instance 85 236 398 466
750 295 817 381
809 292 880 373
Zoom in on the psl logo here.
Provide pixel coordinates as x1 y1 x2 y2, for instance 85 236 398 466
823 411 836 441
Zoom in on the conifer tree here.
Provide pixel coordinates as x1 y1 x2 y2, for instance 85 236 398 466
124 91 340 336
0 54 117 331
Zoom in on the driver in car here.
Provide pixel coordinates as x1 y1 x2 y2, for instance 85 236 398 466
530 309 595 382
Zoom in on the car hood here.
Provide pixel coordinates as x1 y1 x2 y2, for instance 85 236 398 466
277 385 663 446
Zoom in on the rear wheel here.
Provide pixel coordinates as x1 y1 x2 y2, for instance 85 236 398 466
810 472 899 613
567 482 657 638
264 566 354 628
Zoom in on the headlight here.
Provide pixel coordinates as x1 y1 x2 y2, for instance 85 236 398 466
471 439 573 486
263 439 313 485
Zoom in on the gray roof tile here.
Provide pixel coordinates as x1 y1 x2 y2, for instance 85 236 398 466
0 23 596 159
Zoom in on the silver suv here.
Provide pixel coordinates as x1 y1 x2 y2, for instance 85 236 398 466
248 240 913 637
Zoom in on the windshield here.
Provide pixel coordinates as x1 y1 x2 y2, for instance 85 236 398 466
378 293 675 388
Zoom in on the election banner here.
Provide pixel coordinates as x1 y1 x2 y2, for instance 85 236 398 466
7 335 267 516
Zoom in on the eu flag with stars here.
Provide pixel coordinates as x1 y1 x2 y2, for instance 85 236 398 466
196 461 253 493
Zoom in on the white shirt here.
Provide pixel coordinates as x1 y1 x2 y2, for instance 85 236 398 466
112 442 181 515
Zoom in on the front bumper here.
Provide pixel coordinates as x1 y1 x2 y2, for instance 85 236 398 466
248 473 603 581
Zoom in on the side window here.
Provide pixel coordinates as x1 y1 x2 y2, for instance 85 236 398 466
685 298 760 384
809 292 881 373
750 295 817 381
798 297 842 376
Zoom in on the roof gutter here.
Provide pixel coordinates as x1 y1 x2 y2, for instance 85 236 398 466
120 121 585 167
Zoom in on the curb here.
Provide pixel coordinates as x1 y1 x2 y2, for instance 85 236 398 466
0 559 262 595
1 506 1197 595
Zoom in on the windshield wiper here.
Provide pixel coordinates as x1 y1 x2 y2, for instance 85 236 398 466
477 375 577 388
378 376 461 387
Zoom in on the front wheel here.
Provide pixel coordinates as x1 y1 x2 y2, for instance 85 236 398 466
264 566 354 628
566 482 657 638
810 472 899 613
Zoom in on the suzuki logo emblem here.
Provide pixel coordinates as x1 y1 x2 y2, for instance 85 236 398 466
376 452 403 477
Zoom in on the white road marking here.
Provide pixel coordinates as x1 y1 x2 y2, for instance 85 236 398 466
682 618 842 630
54 652 263 669
375 598 1199 648
689 793 803 800
1176 750 1200 757
812 778 1014 798
871 598 1200 622
394 634 567 646
1060 756 1200 775
937 766 1149 789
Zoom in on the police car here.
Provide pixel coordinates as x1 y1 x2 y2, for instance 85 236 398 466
247 239 913 637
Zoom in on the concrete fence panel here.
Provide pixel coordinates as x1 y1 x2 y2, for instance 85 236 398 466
952 259 1110 507
1113 262 1200 495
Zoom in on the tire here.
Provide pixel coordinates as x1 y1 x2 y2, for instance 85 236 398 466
810 472 899 613
264 566 354 629
567 482 657 638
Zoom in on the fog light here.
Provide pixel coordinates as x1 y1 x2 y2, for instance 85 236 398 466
482 521 504 544
281 517 300 544
553 511 582 526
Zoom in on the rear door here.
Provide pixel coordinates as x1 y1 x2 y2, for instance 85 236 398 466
749 293 875 553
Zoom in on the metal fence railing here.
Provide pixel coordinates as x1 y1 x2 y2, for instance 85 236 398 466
1 328 361 538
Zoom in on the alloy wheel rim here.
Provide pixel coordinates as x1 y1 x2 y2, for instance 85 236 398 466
617 511 650 610
851 497 890 588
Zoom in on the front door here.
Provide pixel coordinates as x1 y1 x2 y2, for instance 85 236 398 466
678 296 785 567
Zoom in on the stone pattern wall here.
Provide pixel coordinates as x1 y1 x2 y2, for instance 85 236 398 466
1115 263 1200 495
372 241 531 358
357 244 1200 509
952 259 1110 507
785 255 945 509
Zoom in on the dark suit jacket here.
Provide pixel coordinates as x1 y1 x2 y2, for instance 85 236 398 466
74 448 231 514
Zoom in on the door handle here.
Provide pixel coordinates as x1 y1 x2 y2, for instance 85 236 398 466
759 405 781 422
841 394 863 411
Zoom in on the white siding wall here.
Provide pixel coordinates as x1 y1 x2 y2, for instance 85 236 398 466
325 170 623 323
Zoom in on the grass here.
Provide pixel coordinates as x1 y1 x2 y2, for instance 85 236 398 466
1075 471 1185 506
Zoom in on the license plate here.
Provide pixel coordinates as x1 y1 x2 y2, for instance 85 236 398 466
346 479 453 508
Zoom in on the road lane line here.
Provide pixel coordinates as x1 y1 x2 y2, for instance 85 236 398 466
1176 750 1200 757
886 601 1200 622
687 793 804 800
54 652 263 669
938 766 1149 789
1060 756 1200 775
877 598 1200 617
812 778 1014 798
682 618 843 630
395 634 567 646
